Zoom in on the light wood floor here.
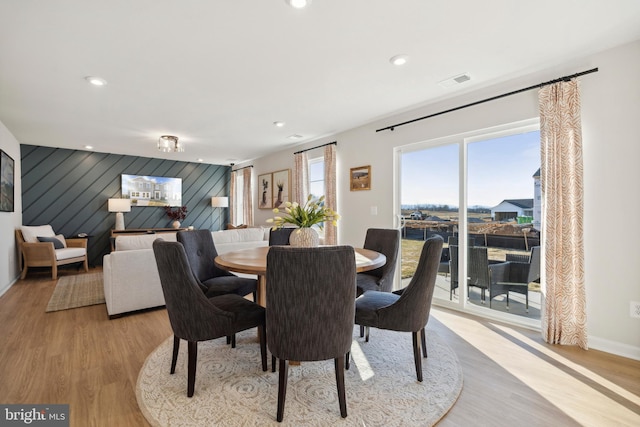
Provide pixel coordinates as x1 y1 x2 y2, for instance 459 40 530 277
1 268 639 426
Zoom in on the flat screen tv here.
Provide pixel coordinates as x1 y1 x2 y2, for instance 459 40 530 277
121 174 182 207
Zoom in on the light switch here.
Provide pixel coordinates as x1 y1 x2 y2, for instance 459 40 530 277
370 206 378 215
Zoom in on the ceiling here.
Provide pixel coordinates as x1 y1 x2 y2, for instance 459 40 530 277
1 1 639 165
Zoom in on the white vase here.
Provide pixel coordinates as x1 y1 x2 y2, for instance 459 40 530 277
289 227 319 247
172 220 181 229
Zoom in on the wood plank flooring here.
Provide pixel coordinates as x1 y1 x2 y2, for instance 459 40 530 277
1 268 638 426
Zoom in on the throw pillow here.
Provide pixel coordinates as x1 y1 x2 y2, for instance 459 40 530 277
37 236 65 249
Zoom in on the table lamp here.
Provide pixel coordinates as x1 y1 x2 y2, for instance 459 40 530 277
211 196 229 230
108 198 131 230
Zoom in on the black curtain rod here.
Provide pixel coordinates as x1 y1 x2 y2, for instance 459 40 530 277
293 141 337 155
376 67 599 133
231 165 253 172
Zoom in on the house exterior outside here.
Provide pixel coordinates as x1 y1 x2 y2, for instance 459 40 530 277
533 168 541 228
491 198 534 222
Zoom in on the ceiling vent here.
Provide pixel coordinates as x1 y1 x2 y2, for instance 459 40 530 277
438 73 471 88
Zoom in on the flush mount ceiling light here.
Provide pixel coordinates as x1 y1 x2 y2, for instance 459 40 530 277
84 76 107 86
273 121 286 127
389 54 409 66
158 135 184 153
285 0 312 9
287 134 303 140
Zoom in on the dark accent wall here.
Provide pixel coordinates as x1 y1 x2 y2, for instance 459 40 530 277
21 145 230 266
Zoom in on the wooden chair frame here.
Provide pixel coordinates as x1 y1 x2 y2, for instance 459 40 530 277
16 229 88 280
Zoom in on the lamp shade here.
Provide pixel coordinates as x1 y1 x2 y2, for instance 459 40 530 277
108 198 131 212
211 196 229 208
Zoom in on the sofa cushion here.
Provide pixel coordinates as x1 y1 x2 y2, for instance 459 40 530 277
212 227 266 245
21 225 56 243
55 247 86 260
115 233 177 251
38 236 65 249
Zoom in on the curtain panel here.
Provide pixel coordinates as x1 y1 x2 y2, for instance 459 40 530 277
230 170 237 226
323 144 337 245
243 167 254 226
293 152 309 205
539 79 587 349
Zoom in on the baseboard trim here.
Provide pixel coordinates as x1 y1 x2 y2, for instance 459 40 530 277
588 335 640 361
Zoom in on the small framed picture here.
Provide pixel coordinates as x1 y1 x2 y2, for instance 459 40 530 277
272 169 291 208
350 165 371 191
258 173 273 209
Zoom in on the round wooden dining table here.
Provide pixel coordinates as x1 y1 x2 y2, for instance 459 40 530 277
215 246 386 307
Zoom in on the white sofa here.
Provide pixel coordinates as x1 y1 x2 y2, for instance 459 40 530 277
103 227 269 318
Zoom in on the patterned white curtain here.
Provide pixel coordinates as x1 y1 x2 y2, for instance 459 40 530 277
323 144 337 245
243 167 254 226
293 151 309 205
539 79 587 349
229 170 237 226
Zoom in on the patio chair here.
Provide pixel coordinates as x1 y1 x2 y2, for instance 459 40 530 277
449 245 496 303
489 246 541 311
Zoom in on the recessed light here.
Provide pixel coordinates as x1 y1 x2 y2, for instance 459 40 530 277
285 0 312 9
197 158 204 162
389 54 409 66
84 76 107 86
288 134 303 140
84 145 93 150
273 121 286 127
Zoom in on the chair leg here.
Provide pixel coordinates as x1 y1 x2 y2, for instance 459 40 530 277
525 291 529 312
345 351 350 370
420 328 427 358
359 325 364 337
365 326 370 343
334 357 347 418
171 336 180 374
258 325 267 372
506 293 510 310
187 341 198 397
276 359 289 422
272 355 277 372
231 334 236 348
52 264 58 280
412 332 423 382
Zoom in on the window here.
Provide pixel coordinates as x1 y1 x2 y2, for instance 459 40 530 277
309 157 324 199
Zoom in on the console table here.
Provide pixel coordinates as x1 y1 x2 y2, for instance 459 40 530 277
110 228 188 251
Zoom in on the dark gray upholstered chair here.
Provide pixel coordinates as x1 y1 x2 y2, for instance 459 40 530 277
356 228 400 296
152 240 267 397
355 235 443 382
266 246 356 421
176 230 257 299
489 246 541 312
268 227 294 246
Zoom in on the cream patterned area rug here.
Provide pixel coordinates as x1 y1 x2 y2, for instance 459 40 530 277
45 272 105 312
136 327 463 427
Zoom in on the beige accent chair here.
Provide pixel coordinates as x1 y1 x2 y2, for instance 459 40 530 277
16 225 88 280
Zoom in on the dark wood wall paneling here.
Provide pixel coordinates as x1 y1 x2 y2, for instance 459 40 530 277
20 145 230 266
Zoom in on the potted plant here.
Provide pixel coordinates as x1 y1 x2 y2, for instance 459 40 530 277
164 205 187 229
266 195 339 247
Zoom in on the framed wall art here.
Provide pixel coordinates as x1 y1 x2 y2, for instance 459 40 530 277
272 169 291 208
0 150 15 212
350 165 371 191
121 174 182 206
258 172 273 209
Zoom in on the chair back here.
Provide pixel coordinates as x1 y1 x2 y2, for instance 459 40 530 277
527 246 541 283
268 227 294 246
177 229 231 283
448 236 476 247
266 246 356 362
362 228 400 291
377 236 443 331
468 246 491 289
152 240 233 342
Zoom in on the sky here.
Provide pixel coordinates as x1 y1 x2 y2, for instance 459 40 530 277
401 130 540 208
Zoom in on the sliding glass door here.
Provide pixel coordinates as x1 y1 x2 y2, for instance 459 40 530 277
396 120 542 326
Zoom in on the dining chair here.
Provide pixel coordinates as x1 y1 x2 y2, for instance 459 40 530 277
152 240 267 397
268 227 294 246
266 245 356 421
177 230 257 299
355 235 443 382
356 228 400 296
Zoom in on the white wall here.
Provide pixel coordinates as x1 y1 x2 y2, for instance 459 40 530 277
246 40 640 359
0 120 22 296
